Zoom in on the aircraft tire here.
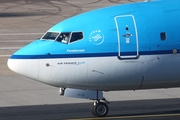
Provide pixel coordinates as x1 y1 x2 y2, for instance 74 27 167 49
91 102 108 117
91 105 97 116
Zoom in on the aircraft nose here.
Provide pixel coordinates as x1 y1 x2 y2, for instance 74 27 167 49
7 41 39 80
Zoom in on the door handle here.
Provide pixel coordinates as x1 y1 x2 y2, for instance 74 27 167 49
123 33 132 37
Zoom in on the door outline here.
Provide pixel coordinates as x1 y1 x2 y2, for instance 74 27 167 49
114 15 139 60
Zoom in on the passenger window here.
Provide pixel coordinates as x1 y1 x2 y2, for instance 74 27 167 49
160 32 167 41
70 32 83 43
42 32 59 40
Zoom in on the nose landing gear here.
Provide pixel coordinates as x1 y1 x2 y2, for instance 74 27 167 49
91 97 110 117
59 88 110 117
91 101 109 117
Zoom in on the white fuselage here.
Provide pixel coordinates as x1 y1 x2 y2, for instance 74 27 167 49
8 53 180 91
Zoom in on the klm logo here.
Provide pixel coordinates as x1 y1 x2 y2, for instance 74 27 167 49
89 30 104 45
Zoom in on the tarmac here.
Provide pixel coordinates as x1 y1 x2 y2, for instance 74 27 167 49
0 0 180 119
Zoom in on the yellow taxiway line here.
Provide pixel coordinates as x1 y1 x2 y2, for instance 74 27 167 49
68 113 180 120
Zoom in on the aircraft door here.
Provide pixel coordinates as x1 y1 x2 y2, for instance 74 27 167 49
115 15 139 59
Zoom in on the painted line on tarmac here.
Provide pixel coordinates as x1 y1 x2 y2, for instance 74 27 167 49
0 40 34 42
0 33 44 36
0 55 11 57
0 47 20 50
68 113 180 120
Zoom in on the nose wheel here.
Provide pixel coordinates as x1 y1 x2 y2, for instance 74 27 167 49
91 101 109 117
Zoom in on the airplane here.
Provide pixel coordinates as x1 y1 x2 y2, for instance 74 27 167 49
7 0 180 117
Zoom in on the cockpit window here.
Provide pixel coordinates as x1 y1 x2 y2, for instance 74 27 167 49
42 32 59 40
56 32 70 43
70 32 83 43
56 32 83 44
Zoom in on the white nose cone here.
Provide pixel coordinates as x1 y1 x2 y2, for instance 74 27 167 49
7 40 40 80
7 58 39 80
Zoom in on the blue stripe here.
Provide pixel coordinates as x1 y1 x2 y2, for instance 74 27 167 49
10 52 118 59
10 50 178 59
140 50 175 55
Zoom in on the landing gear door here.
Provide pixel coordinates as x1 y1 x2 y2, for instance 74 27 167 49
115 15 139 59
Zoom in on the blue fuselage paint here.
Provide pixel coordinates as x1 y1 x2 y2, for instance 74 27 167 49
10 0 180 59
8 0 180 90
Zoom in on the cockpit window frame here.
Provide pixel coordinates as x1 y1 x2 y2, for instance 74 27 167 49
56 32 72 44
56 31 84 44
41 31 60 41
41 31 84 44
69 31 84 43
